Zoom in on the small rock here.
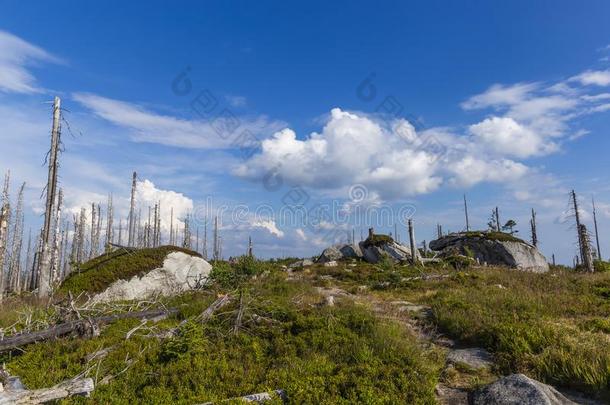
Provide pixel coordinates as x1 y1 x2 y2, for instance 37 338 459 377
289 259 314 269
435 383 469 405
447 348 493 370
325 296 335 306
323 260 338 267
473 374 576 405
496 284 507 289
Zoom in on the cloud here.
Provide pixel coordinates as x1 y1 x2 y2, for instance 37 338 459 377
235 108 528 200
469 116 558 158
251 219 284 237
570 70 610 86
135 179 194 232
73 92 284 149
448 156 528 187
462 73 610 160
225 95 247 107
461 83 538 110
0 30 61 94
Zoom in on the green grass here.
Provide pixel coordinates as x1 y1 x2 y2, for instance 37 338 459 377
59 246 201 296
457 231 525 244
2 270 442 404
413 267 610 396
361 234 394 248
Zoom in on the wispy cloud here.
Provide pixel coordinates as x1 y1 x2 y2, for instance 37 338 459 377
73 92 284 149
569 69 610 86
0 30 62 94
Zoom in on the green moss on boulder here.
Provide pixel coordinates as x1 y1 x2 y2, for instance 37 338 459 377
59 246 202 296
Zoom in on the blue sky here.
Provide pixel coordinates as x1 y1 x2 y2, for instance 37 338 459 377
1 1 610 262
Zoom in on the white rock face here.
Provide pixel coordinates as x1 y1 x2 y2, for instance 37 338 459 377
92 252 212 303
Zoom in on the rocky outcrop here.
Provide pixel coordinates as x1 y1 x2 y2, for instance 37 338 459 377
472 374 576 405
430 232 549 273
359 240 413 264
317 244 363 263
92 252 212 303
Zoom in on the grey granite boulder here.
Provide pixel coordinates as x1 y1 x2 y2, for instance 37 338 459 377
359 240 413 264
472 374 576 405
317 244 362 263
430 232 548 273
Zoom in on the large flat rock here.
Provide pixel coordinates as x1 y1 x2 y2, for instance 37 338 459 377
473 374 576 405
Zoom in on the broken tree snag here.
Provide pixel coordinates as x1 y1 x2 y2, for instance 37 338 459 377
0 377 94 404
233 291 245 335
0 308 178 353
201 294 231 323
38 97 62 298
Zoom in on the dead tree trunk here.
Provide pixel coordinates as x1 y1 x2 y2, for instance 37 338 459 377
592 197 602 260
579 224 594 272
117 218 123 246
105 193 114 251
203 218 208 260
464 194 470 232
213 216 219 261
571 190 585 264
530 208 538 248
8 182 25 293
51 189 63 284
23 229 32 292
38 97 62 298
408 219 419 264
0 375 94 404
0 171 11 301
77 208 86 264
495 206 501 232
169 207 174 246
247 236 253 257
127 172 137 247
0 308 178 353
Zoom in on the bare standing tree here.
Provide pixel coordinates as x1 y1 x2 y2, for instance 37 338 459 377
105 194 114 250
464 194 470 232
117 218 123 246
203 218 208 260
530 208 538 247
127 172 137 247
23 229 33 292
8 182 25 293
213 216 219 261
51 189 63 283
169 207 174 245
77 207 86 264
0 171 12 300
592 197 602 260
38 96 62 298
183 214 191 249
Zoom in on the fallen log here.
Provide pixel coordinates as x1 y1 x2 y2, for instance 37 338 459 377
0 377 94 404
0 308 178 353
201 294 232 323
198 389 287 404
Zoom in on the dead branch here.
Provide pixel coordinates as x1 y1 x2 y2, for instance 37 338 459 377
0 366 94 405
0 308 177 353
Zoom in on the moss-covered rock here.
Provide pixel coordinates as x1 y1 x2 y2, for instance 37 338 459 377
59 246 202 296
